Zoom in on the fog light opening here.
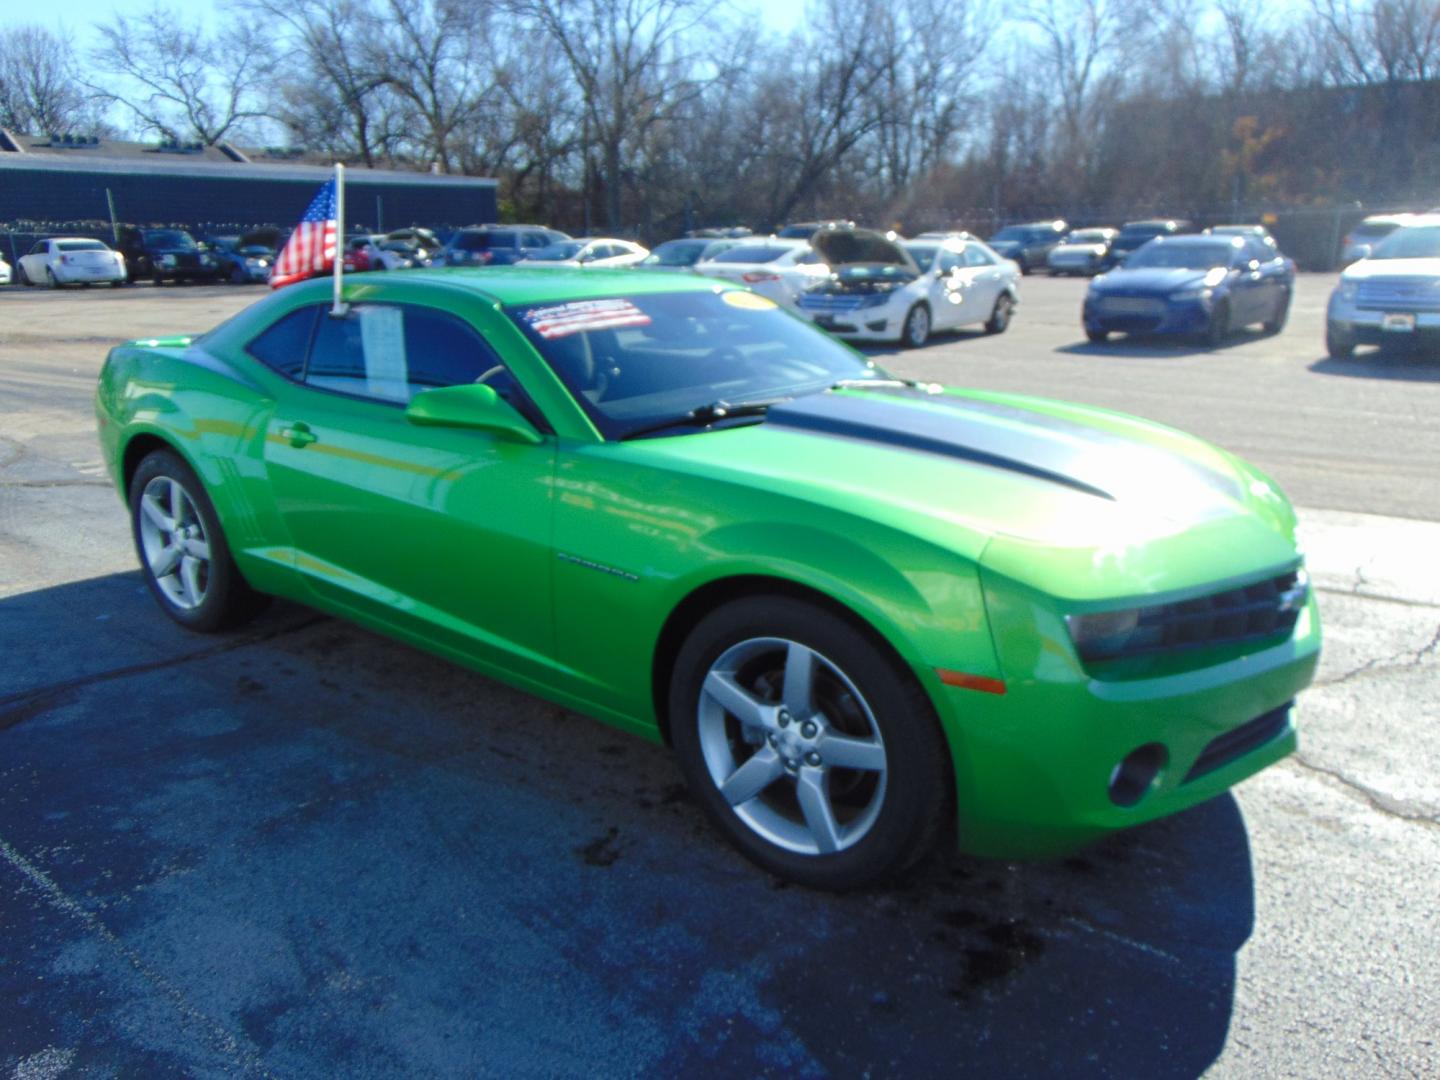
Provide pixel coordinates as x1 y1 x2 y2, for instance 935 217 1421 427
1108 743 1168 807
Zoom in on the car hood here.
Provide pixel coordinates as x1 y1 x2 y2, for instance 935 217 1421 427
1341 257 1440 281
631 386 1298 600
1091 267 1212 293
810 228 918 273
988 239 1022 253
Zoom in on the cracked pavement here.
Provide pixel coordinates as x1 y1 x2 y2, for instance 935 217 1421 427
2 279 1437 1077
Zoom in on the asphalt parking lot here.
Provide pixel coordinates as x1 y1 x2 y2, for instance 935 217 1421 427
1 275 1437 1078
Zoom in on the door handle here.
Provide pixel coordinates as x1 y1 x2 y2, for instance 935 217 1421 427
281 422 317 448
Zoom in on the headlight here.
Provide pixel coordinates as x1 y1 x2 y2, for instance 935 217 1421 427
1338 281 1358 302
1171 287 1213 302
160 254 176 266
1065 608 1142 662
201 254 214 265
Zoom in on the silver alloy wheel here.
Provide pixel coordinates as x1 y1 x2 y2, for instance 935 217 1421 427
990 295 1013 331
904 305 930 346
137 475 212 610
696 637 888 855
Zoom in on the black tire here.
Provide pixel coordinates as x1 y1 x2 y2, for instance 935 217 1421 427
129 449 268 633
901 303 931 348
985 293 1014 335
230 264 248 285
1086 327 1109 344
669 596 951 890
1204 300 1231 348
152 273 166 286
17 264 31 286
1326 322 1356 360
1264 289 1291 334
45 267 60 289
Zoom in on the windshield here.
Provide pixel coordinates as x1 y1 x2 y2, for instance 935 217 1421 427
1125 242 1235 270
240 245 273 256
990 227 1027 242
709 245 797 264
455 231 513 251
643 241 707 267
1370 225 1440 260
143 230 196 250
506 290 888 439
904 244 938 268
1065 230 1110 244
527 241 586 261
56 239 108 252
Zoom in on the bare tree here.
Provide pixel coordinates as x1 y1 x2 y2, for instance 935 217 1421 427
0 26 96 135
90 6 271 144
512 0 722 229
231 0 397 167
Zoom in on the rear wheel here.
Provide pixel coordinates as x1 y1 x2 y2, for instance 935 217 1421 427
1085 327 1109 344
901 303 931 348
45 267 60 289
985 294 1014 335
669 596 951 890
17 264 31 286
129 449 267 632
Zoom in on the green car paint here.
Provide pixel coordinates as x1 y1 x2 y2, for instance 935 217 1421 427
96 267 1320 859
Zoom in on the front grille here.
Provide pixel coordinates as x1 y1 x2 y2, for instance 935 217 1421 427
799 293 878 312
1356 278 1440 313
1099 296 1167 316
1079 570 1307 664
1185 703 1291 781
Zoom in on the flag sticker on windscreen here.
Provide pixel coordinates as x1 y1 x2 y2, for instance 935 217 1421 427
523 299 653 339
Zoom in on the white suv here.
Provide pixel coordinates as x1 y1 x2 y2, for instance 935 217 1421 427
1326 214 1440 358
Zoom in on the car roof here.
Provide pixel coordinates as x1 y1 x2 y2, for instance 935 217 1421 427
331 266 731 306
1147 234 1242 247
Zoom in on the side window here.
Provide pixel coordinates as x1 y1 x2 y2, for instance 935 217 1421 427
303 304 545 426
522 232 547 248
963 245 996 267
937 250 962 275
246 306 319 379
30 241 47 256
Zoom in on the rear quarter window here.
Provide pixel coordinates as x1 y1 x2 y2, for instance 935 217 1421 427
246 307 319 379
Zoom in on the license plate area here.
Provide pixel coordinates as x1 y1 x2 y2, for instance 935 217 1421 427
1382 312 1416 332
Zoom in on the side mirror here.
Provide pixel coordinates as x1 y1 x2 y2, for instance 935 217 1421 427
404 383 542 444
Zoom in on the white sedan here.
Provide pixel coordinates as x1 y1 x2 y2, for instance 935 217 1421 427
518 238 649 268
0 255 10 285
690 239 830 311
794 230 1020 347
17 236 127 287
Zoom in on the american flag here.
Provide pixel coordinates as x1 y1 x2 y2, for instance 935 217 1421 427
269 178 338 288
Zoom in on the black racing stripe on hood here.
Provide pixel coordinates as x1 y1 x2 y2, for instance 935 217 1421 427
767 394 1116 500
766 389 1245 505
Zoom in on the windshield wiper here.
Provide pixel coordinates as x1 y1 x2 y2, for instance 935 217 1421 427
618 398 783 441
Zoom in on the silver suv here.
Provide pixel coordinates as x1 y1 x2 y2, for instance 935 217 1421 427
1326 215 1440 358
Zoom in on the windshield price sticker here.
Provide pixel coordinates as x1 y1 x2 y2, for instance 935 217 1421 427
720 291 777 310
523 299 652 339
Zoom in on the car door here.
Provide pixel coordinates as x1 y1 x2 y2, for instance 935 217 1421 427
926 248 966 329
259 301 559 678
1227 242 1268 326
950 244 1005 324
20 241 48 281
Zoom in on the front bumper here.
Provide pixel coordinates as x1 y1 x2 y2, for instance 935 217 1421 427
1084 293 1214 336
1327 290 1440 347
931 569 1321 857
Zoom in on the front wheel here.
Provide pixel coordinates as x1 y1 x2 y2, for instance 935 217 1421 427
46 267 60 289
1085 327 1109 344
1204 300 1231 348
901 303 931 348
17 264 31 286
129 450 267 632
1326 322 1356 359
985 293 1014 335
669 596 951 890
1264 289 1291 334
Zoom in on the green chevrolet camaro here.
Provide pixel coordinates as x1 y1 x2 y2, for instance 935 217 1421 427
95 268 1320 889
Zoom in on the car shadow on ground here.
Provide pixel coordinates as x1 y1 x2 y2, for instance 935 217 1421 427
1308 348 1440 382
1 573 1252 1078
1055 330 1268 359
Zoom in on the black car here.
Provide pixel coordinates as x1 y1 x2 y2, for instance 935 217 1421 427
1100 219 1194 271
119 227 226 285
985 220 1069 274
440 225 570 267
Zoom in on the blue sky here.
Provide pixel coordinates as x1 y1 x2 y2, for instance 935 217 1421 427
1 0 806 47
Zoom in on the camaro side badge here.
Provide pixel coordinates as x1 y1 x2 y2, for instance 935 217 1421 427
557 552 640 582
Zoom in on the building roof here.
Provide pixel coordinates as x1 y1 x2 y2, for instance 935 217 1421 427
0 130 495 189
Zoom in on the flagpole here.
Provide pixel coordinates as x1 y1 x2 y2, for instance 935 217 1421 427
332 162 346 316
